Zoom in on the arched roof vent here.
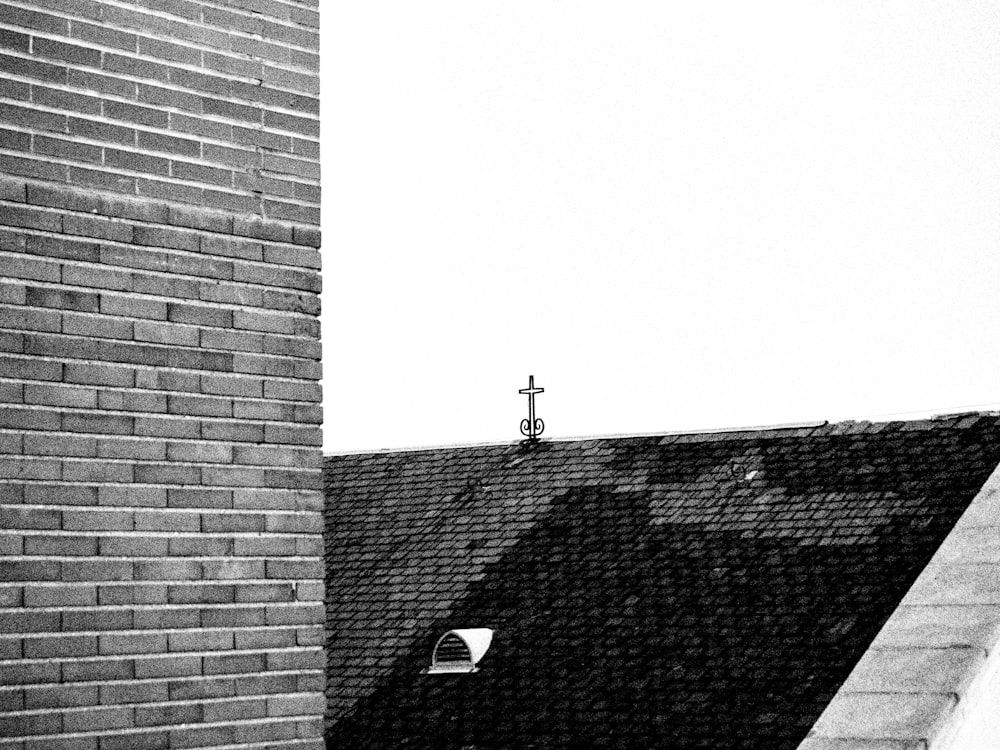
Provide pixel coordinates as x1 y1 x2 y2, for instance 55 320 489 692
424 628 493 674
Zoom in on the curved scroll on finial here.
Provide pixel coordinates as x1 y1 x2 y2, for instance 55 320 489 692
521 418 544 439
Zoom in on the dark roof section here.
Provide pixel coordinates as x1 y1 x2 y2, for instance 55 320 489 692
323 414 1000 750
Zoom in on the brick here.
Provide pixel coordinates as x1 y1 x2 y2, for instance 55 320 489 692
136 702 201 727
70 165 138 193
200 282 263 307
61 659 133 683
71 21 136 51
171 160 232 187
267 242 322 269
0 711 61 736
24 383 97 409
201 374 262 398
138 130 200 158
100 535 168 557
64 214 133 243
33 37 101 67
62 263 133 292
63 412 134 435
134 654 200 679
0 507 59 530
0 560 59 583
25 534 98 556
169 725 236 749
99 681 167 706
4 257 61 284
0 455 61 479
98 340 169 367
24 331 102 360
204 652 265 675
201 466 265 488
232 352 293 377
68 116 135 146
0 609 60 633
168 629 232 652
232 400 293 421
168 583 234 604
234 536 294 556
264 424 322 446
134 464 200 485
63 706 134 732
167 205 231 234
0 52 67 85
64 362 133 387
203 696 266 722
167 394 230 417
233 217 293 243
133 225 199 252
164 489 230 511
105 148 170 175
0 355 62 382
23 634 97 658
34 134 102 162
104 52 170 82
25 235 100 263
236 583 293 603
98 389 166 413
61 460 130 483
100 295 167 321
138 36 200 67
63 312 133 340
1 153 68 182
98 583 166 605
268 693 327 717
168 677 234 701
62 509 132 532
234 671 297 696
97 438 164 462
61 559 132 582
99 632 166 655
25 484 96 506
166 442 232 463
263 289 320 315
168 536 232 556
23 683 98 709
100 731 170 750
24 434 96 458
134 608 199 630
68 67 136 99
0 406 59 434
170 111 231 140
133 559 200 580
135 416 200 440
134 510 199 532
98 486 167 508
200 606 264 629
164 348 234 372
235 628 293 649
134 369 199 392
166 302 231 328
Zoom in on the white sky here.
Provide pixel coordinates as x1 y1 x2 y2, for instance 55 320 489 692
320 2 1000 455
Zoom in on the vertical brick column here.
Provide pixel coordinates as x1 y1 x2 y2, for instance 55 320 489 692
0 2 324 748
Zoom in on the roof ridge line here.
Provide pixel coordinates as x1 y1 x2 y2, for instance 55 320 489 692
324 411 1000 457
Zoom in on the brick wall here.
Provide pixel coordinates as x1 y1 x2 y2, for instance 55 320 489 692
0 1 324 748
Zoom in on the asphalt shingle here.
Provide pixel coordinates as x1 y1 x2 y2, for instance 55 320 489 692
324 414 1000 749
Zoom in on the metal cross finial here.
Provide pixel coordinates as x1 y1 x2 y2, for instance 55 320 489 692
519 375 544 440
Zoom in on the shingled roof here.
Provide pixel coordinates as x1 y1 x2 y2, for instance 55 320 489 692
323 414 1000 749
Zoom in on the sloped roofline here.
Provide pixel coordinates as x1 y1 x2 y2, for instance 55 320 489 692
325 409 1000 457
